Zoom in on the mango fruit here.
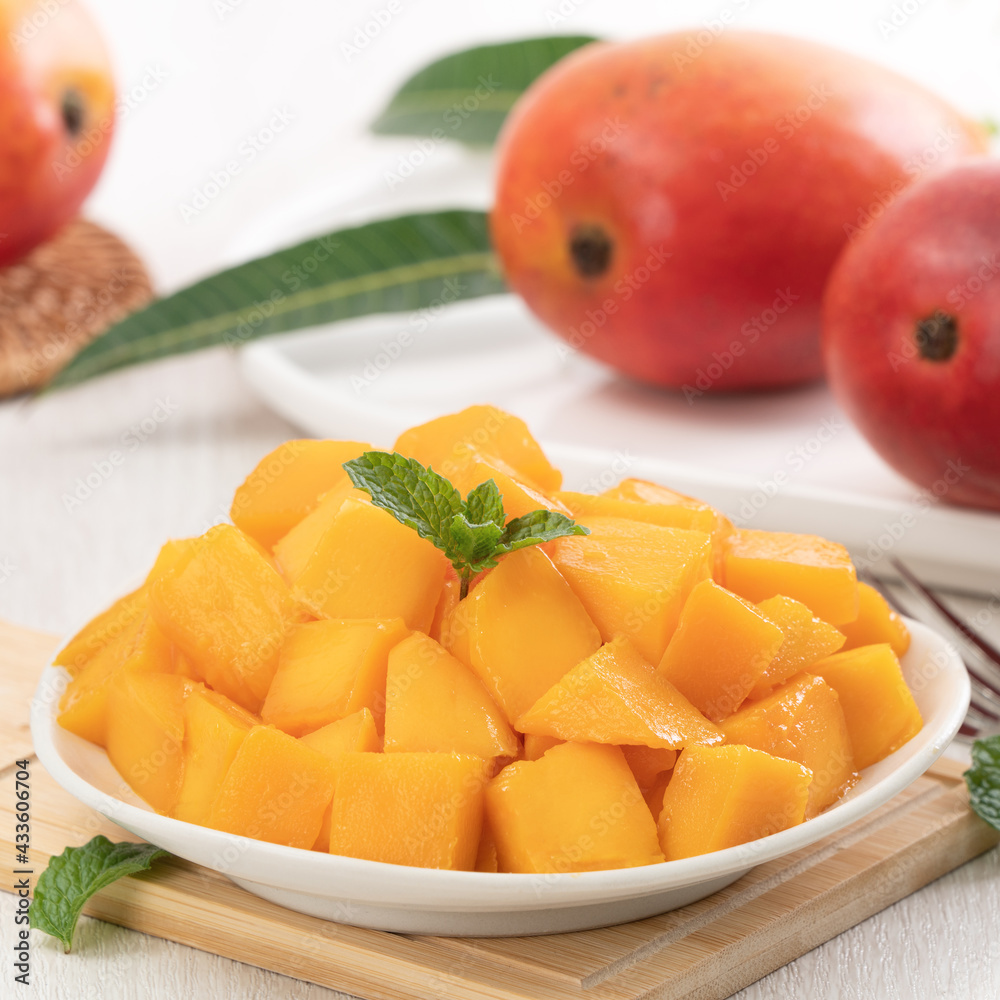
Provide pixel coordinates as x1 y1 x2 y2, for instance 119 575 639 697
839 582 911 658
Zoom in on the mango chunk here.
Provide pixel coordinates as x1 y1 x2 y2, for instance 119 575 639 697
208 725 337 849
486 742 664 873
393 404 562 493
448 454 569 519
720 674 856 818
441 546 601 725
522 733 563 761
658 579 785 721
329 751 486 869
293 498 447 631
475 820 499 873
810 644 922 769
428 574 461 644
384 632 518 759
548 516 713 664
658 744 812 860
55 586 147 676
149 524 299 713
722 528 859 624
749 595 846 699
173 687 257 825
839 582 911 658
106 672 195 814
230 439 371 549
621 745 678 791
262 618 409 736
518 638 721 749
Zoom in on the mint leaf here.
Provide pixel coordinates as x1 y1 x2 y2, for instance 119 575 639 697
31 836 168 952
465 479 504 528
966 736 1000 830
448 513 504 571
498 509 589 554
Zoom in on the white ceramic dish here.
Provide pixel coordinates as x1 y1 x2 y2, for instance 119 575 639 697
32 617 967 937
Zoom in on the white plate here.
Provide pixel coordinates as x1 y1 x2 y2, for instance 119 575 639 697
31 616 967 937
238 297 1000 594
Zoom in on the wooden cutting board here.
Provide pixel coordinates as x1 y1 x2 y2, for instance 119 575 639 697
2 618 998 1000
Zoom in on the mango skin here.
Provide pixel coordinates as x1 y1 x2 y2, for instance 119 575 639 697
491 31 987 391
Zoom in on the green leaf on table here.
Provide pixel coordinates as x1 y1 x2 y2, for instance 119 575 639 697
371 35 600 145
31 836 169 952
965 735 1000 830
46 210 506 391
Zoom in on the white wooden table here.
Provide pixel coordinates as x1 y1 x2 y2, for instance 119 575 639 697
3 0 1000 995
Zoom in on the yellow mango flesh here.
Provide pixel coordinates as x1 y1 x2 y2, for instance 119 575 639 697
262 618 409 736
721 673 856 818
208 725 337 849
548 516 713 664
441 546 601 725
428 574 461 643
839 582 911 658
449 455 569 519
658 744 812 860
723 528 859 625
230 439 371 549
621 745 678 792
749 595 846 699
384 632 518 759
475 821 499 873
329 751 486 870
173 687 257 825
658 579 785 721
522 733 563 761
106 672 194 814
810 644 923 770
294 498 447 632
149 524 299 713
518 638 721 749
55 586 147 676
486 742 664 873
393 404 562 493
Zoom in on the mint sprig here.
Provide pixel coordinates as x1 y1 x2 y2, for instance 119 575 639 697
344 451 588 597
31 836 169 952
966 736 1000 830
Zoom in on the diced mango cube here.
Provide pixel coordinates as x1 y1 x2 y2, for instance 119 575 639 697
448 455 569 519
293 498 447 631
208 725 337 849
486 742 664 873
810 644 923 769
723 528 859 624
329 751 486 869
839 582 911 658
522 733 563 761
658 579 785 721
262 618 408 736
548 516 713 664
55 586 147 676
149 524 299 713
621 745 678 792
475 820 499 873
384 632 518 759
720 674 857 818
658 744 812 860
749 595 846 698
441 546 601 725
518 638 721 749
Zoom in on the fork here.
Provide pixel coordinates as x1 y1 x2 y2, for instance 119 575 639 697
862 558 1000 742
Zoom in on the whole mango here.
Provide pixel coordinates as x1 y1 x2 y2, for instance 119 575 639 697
491 32 987 392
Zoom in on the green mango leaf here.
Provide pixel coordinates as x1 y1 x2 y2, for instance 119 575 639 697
371 35 600 145
47 210 505 391
966 735 1000 830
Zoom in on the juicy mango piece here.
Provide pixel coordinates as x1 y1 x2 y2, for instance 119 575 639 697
621 745 678 792
294 498 447 631
720 673 856 818
393 404 562 493
750 595 846 699
173 687 257 825
442 546 601 725
487 742 664 873
658 744 812 860
811 644 923 769
262 618 409 736
449 455 569 519
231 439 370 549
208 725 337 849
475 821 499 873
106 672 195 814
518 638 721 749
839 582 911 658
384 632 518 759
429 574 461 643
522 733 563 761
149 524 299 713
723 528 859 625
55 586 147 676
658 579 785 721
604 478 726 533
329 751 486 869
548 516 712 664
